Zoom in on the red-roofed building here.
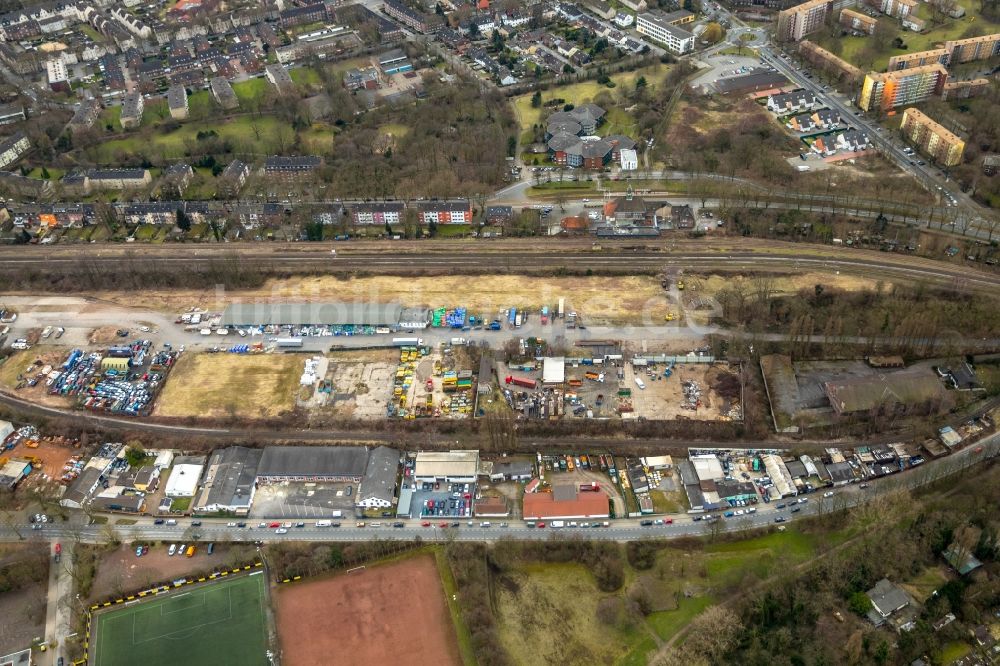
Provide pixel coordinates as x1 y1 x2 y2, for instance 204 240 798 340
522 485 610 520
524 478 540 494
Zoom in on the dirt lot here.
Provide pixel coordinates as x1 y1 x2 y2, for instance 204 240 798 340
95 275 669 326
324 354 396 420
626 362 742 421
154 352 302 418
274 554 460 666
0 348 74 408
88 542 256 602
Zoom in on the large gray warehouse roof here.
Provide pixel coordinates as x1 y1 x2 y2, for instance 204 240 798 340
258 446 369 478
222 302 405 327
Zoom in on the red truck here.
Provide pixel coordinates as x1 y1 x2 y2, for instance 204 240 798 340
506 375 536 389
579 482 600 492
54 543 61 563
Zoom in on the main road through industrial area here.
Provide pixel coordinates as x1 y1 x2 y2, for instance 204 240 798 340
5 431 998 549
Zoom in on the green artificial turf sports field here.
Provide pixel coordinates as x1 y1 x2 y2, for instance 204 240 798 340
92 573 268 666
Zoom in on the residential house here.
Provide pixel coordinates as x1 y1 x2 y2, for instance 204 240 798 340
865 578 911 626
620 148 638 170
418 199 472 225
86 168 152 190
352 201 404 225
263 156 322 181
485 205 513 225
614 12 634 27
68 99 102 133
122 202 181 226
161 164 194 196
767 90 818 113
788 113 816 132
811 108 841 129
835 129 870 152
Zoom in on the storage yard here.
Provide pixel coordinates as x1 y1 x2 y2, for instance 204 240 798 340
154 353 302 419
499 355 742 422
274 554 461 666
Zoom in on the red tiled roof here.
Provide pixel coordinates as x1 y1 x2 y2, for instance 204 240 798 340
523 489 610 519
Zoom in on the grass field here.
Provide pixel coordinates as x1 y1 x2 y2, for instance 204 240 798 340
92 574 269 666
513 64 669 142
154 353 302 418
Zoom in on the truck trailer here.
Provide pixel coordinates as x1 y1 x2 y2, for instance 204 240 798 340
392 337 423 346
506 375 536 389
276 337 304 348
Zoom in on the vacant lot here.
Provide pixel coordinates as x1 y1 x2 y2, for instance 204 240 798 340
0 348 74 408
0 543 48 655
91 573 269 666
274 554 460 666
154 353 301 418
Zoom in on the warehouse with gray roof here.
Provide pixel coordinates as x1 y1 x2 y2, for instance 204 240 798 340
257 446 369 483
194 446 263 515
221 302 430 328
356 446 400 509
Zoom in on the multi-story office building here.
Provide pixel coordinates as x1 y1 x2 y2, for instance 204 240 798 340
636 11 695 53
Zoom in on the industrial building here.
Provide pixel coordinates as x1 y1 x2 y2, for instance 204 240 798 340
413 450 480 483
522 484 610 520
823 367 947 415
356 446 400 510
257 446 368 483
776 0 833 42
0 458 31 490
164 455 206 497
900 107 965 167
858 64 948 112
193 446 263 515
542 357 565 385
220 302 431 329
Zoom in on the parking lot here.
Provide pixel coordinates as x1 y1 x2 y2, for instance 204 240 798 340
250 481 358 519
404 481 476 520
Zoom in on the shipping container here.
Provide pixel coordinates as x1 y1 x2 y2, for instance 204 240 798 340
506 375 536 389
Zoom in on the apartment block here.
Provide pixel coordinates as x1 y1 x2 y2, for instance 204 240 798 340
839 8 877 34
944 33 1000 64
887 48 948 71
864 0 916 19
352 201 404 225
941 78 989 100
776 0 833 42
800 40 863 83
167 85 188 120
636 11 695 53
119 91 144 129
858 64 947 112
900 107 964 167
417 199 472 225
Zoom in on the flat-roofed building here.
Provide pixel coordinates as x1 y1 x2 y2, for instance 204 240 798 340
777 0 833 42
858 64 948 112
165 455 207 497
413 450 480 483
0 131 30 169
221 302 409 328
900 107 965 167
636 11 695 53
887 48 948 71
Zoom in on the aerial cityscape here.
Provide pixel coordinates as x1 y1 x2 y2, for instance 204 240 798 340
0 0 997 663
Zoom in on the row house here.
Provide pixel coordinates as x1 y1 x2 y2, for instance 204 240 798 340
121 202 181 226
418 199 472 225
351 201 404 225
766 90 818 114
835 129 871 152
263 155 323 181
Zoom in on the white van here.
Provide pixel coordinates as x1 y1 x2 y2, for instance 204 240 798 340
315 521 331 527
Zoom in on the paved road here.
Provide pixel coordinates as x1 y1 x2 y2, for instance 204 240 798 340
42 540 74 666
